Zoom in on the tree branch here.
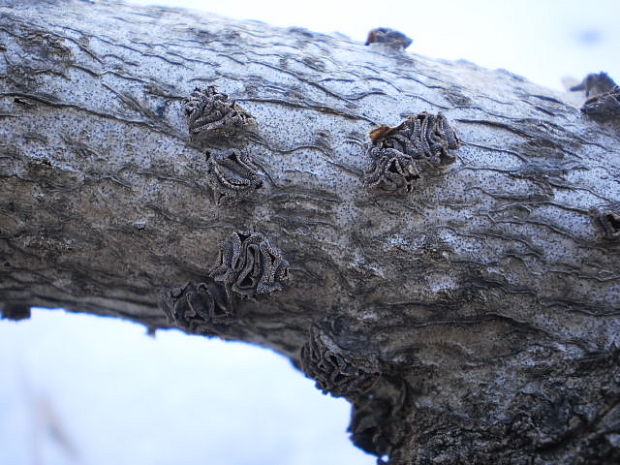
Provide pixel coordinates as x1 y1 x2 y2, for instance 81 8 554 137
1 1 620 463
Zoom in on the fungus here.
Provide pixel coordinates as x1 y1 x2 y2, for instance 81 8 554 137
581 86 620 122
570 72 616 98
184 86 255 142
365 28 412 50
205 150 263 204
364 112 460 193
300 326 380 398
162 280 233 333
349 397 394 456
0 303 31 321
593 210 620 240
365 148 420 194
210 231 289 298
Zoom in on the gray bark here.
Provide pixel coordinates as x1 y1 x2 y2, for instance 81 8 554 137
1 1 620 463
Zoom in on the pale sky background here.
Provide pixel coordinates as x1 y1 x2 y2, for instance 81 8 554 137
1 1 619 464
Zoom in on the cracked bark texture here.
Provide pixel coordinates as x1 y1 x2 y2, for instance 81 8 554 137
1 1 620 463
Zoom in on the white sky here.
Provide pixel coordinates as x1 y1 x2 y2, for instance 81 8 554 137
1 1 619 464
0 310 369 465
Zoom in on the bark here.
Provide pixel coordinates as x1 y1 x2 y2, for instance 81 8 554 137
1 1 620 463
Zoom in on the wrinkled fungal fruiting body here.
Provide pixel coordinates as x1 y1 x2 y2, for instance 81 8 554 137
364 112 461 193
205 150 263 204
210 231 289 298
570 72 617 98
365 148 420 194
184 86 255 142
365 28 412 50
300 326 380 398
0 304 31 321
162 280 233 333
581 86 620 122
349 396 400 457
593 210 620 240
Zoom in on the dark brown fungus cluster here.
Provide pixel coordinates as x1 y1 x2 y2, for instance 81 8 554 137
365 28 412 50
349 395 403 458
184 86 255 142
349 367 410 457
581 86 620 122
365 148 420 194
300 326 380 398
364 112 461 193
593 210 620 240
0 303 31 321
162 280 233 333
210 231 289 298
570 72 617 98
205 150 263 204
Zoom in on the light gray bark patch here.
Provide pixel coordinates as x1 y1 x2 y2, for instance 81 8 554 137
162 280 234 334
205 150 263 204
300 325 381 398
364 112 461 193
184 86 256 143
210 231 289 298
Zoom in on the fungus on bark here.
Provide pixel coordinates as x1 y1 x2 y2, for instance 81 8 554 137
349 394 405 458
570 72 616 98
300 326 381 398
205 150 263 204
581 86 620 122
365 28 412 50
184 86 256 142
210 231 289 298
593 210 620 240
364 112 461 193
365 148 420 194
162 280 234 334
0 303 31 321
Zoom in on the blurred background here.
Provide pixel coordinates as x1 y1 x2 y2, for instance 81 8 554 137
1 0 618 464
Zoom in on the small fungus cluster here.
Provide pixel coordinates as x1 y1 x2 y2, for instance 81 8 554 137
162 280 233 334
365 27 412 50
582 86 620 122
570 72 620 122
205 150 263 204
300 326 380 398
184 86 255 142
163 231 289 333
593 210 620 240
570 72 616 98
184 86 263 204
210 231 289 299
365 112 461 193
